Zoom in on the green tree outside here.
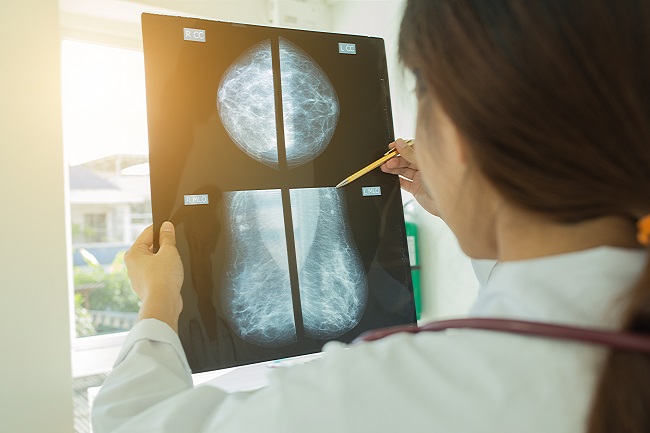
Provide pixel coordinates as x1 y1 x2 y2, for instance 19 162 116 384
74 249 140 336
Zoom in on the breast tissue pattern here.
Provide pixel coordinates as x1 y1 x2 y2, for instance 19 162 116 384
221 189 297 347
217 37 367 347
217 37 339 169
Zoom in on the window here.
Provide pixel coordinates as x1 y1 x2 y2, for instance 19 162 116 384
61 39 150 341
82 213 108 242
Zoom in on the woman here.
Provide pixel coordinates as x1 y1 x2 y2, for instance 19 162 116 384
92 1 650 432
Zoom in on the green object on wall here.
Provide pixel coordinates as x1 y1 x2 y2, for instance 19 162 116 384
405 221 421 320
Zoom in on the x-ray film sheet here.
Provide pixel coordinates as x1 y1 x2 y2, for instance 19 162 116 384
143 13 416 372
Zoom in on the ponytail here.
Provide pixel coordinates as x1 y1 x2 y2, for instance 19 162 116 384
587 240 650 433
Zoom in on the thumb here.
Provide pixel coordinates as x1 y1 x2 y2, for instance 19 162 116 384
159 221 177 248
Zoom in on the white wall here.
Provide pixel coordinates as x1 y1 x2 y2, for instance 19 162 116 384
0 1 74 432
330 0 479 320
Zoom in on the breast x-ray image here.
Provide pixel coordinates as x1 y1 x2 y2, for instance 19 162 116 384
142 13 416 372
217 38 339 169
221 187 367 348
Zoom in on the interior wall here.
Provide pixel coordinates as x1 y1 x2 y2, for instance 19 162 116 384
330 0 478 320
60 0 272 50
133 0 271 24
0 1 74 432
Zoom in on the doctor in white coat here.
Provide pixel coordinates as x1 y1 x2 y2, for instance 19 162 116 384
92 1 650 432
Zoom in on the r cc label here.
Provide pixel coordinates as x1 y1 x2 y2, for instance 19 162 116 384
184 28 206 42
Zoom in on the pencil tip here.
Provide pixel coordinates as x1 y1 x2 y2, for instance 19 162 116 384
335 181 346 189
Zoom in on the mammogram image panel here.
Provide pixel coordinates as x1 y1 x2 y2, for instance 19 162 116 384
217 38 339 169
291 187 367 339
221 187 367 347
221 189 297 347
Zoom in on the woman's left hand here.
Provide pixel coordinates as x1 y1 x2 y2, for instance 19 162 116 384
125 221 184 333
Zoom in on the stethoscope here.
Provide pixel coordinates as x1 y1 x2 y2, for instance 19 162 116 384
354 317 650 353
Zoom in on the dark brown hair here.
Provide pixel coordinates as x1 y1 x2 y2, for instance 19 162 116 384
398 0 650 432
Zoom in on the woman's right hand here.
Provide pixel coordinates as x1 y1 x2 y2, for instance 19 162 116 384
381 138 439 216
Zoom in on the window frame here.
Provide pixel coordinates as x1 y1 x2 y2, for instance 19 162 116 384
61 0 151 378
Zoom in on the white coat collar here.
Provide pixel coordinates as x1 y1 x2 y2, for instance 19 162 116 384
470 247 647 329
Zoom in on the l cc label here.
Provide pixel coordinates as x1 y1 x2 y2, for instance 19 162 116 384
184 28 206 42
338 42 356 55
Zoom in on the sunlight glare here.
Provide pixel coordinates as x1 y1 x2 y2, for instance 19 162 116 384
61 40 148 166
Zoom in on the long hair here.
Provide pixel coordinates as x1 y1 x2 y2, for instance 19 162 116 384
398 1 650 431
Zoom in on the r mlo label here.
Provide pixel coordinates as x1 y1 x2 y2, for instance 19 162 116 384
184 194 209 205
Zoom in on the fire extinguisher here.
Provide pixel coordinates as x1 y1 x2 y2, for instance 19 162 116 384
405 221 421 320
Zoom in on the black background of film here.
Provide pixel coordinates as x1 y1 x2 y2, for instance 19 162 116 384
143 13 416 372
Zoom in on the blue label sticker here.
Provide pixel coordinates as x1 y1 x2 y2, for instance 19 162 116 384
362 186 382 197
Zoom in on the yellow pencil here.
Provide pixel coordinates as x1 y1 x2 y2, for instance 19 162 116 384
335 139 414 188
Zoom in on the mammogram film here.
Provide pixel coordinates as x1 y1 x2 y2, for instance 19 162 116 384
217 38 339 169
142 13 415 371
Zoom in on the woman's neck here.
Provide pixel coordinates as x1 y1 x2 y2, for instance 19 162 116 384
495 210 641 262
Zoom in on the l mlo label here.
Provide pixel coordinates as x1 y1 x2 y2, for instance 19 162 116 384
184 194 209 205
362 186 382 197
184 28 206 42
338 42 356 54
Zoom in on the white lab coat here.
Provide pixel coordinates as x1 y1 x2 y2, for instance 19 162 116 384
92 247 645 433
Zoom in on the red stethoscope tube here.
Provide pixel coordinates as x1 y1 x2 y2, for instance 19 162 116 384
354 318 650 354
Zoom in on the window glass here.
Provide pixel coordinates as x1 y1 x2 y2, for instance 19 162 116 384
61 40 150 337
